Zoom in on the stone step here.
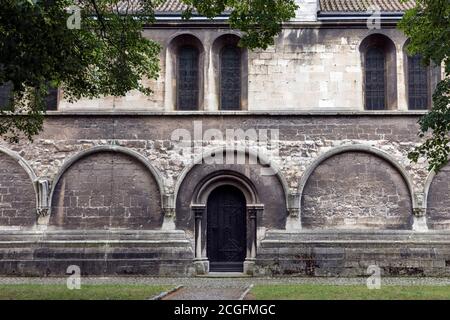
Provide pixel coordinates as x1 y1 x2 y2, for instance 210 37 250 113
262 230 450 243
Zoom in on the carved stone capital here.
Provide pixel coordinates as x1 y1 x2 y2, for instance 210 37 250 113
247 204 264 219
37 207 49 217
413 207 426 217
191 205 206 219
164 207 176 218
288 207 300 218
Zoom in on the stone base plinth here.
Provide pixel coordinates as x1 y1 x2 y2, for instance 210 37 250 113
0 230 193 276
255 230 450 277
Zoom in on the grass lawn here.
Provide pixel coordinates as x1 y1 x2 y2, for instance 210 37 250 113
0 284 172 300
250 284 450 300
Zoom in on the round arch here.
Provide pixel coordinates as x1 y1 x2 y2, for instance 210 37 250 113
173 146 289 210
48 145 165 217
0 145 38 201
298 144 418 215
359 33 398 110
165 33 206 111
192 170 259 206
166 32 205 50
423 159 450 229
0 146 39 226
423 170 437 217
211 33 248 111
0 145 38 183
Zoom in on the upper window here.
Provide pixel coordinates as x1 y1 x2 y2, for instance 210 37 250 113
0 82 13 109
177 46 199 110
407 54 429 110
360 34 397 111
0 82 58 111
220 45 241 110
365 47 386 110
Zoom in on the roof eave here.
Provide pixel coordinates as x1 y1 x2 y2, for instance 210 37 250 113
317 11 405 20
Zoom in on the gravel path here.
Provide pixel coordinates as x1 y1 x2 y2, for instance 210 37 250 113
163 287 247 300
1 276 450 287
2 276 449 300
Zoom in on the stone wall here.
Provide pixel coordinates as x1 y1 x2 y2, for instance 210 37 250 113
0 114 449 276
57 26 430 112
302 152 413 230
175 153 287 232
427 161 450 230
0 114 441 231
50 152 163 230
0 152 36 227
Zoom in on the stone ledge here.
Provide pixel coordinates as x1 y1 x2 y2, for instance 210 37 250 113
44 110 428 117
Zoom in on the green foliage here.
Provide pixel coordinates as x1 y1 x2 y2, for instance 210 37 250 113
182 0 298 49
0 0 297 142
399 0 450 171
0 284 172 300
0 0 162 142
251 284 450 300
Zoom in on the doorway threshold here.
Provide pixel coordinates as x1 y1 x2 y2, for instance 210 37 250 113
196 272 252 278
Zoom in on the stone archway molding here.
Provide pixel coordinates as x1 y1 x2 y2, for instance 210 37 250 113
423 170 437 214
293 144 421 231
422 160 450 230
193 172 259 205
190 170 264 276
0 146 45 225
47 145 166 225
173 146 290 212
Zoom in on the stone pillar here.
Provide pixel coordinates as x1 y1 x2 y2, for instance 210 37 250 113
397 47 408 111
161 194 176 231
413 208 429 232
244 205 263 275
412 193 428 232
191 204 209 274
36 179 50 228
286 193 301 230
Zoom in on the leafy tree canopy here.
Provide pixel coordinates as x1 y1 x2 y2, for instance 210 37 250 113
0 0 297 142
399 0 450 171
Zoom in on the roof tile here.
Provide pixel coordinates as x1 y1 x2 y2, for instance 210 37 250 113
319 0 416 13
116 0 416 14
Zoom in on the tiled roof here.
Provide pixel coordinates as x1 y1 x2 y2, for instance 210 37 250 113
156 0 188 13
115 0 188 14
116 0 415 14
319 0 416 13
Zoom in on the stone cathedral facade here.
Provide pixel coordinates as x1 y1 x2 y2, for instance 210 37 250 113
0 0 449 277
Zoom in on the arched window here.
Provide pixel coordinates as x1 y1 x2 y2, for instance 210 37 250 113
45 87 58 111
220 45 241 110
0 82 13 110
407 54 429 110
365 47 386 110
360 34 397 110
0 82 58 110
177 46 199 110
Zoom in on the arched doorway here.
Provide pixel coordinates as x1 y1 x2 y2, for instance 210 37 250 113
188 170 266 275
207 185 246 272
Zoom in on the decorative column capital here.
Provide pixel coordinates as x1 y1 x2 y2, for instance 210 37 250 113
191 204 206 219
35 179 50 218
163 207 176 218
288 193 300 218
413 207 426 217
247 204 264 219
